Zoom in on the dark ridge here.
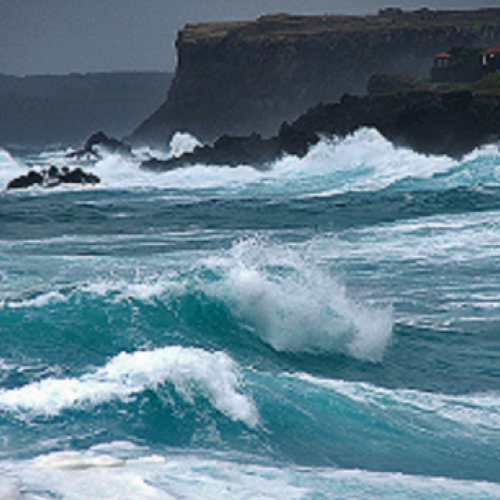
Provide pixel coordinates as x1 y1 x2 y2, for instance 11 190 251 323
140 89 500 172
0 72 173 149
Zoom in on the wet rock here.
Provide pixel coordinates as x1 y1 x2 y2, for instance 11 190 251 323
60 167 100 185
7 170 44 189
67 131 132 159
140 89 500 171
141 133 281 172
7 166 100 190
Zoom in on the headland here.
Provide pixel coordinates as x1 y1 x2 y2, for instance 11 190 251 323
131 8 500 146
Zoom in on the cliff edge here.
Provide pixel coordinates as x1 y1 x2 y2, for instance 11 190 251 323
131 9 500 145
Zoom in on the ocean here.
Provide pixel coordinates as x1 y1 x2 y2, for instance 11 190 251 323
0 128 499 498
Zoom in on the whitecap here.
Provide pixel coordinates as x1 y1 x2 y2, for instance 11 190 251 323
169 131 201 158
0 346 259 427
202 236 393 361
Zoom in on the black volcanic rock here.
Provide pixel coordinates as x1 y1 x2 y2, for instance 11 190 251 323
141 133 282 171
7 166 100 190
290 90 500 157
140 89 500 171
7 170 44 189
67 131 132 159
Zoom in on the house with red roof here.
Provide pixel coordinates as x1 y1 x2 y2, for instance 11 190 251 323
481 45 500 73
431 44 500 83
431 52 452 82
433 52 451 67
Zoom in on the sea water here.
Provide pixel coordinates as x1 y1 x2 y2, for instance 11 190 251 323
0 129 499 498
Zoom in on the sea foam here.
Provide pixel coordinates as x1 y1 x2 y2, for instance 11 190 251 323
3 128 488 195
0 149 25 188
8 450 500 500
0 346 258 427
202 236 393 361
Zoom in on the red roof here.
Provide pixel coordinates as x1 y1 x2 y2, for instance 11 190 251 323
482 45 500 56
433 52 451 59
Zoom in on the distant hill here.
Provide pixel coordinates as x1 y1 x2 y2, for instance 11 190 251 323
0 72 173 150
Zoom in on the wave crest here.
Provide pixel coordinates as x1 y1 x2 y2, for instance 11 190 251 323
0 346 259 427
203 236 393 361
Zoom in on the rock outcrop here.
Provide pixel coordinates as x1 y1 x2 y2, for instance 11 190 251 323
7 166 100 190
132 9 500 145
141 89 500 171
67 131 132 159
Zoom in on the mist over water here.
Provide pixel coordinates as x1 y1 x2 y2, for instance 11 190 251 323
1 130 500 498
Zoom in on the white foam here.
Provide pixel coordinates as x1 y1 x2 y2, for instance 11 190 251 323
1 291 67 309
33 451 125 470
82 274 178 302
131 132 200 163
0 346 258 427
9 451 500 500
0 149 25 189
314 128 457 193
326 209 500 267
93 152 154 188
0 479 22 500
203 236 393 361
5 128 500 196
4 128 486 195
23 454 174 499
169 131 201 158
255 128 455 198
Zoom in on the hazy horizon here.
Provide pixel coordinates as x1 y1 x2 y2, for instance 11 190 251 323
1 0 499 76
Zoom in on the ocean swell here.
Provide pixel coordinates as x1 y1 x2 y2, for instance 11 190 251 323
0 346 259 427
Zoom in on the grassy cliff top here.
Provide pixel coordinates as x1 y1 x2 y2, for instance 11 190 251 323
181 9 500 43
368 73 500 97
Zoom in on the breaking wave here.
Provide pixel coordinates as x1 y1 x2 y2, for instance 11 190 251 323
0 346 258 427
201 236 393 361
4 129 499 198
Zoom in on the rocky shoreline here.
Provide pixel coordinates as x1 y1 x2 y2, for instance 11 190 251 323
141 88 500 172
8 86 498 189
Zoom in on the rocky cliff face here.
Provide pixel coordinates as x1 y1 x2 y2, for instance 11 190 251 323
132 9 500 145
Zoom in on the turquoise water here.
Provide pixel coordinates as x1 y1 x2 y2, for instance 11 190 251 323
0 129 500 498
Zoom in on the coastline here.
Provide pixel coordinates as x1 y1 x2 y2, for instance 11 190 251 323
141 87 500 172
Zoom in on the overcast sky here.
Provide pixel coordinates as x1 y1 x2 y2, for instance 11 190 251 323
1 0 499 75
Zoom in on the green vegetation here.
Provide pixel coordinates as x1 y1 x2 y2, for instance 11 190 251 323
181 21 248 42
448 46 487 66
469 72 500 95
369 73 500 96
182 9 500 43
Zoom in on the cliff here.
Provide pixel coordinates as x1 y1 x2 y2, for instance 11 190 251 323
0 72 172 150
132 8 500 145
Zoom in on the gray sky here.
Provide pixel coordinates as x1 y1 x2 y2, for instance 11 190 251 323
1 0 499 75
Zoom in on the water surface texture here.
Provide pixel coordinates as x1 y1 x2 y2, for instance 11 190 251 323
1 129 500 498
